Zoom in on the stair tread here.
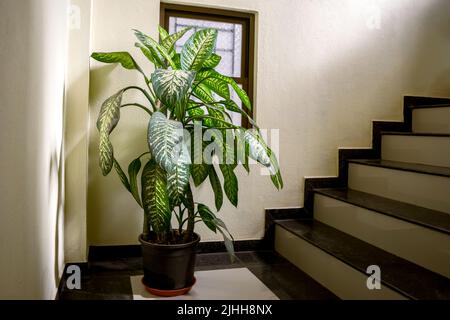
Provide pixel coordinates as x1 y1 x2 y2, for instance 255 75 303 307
276 219 450 300
381 131 450 137
348 159 450 177
315 188 450 234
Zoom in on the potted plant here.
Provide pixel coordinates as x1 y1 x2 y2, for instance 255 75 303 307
91 26 283 296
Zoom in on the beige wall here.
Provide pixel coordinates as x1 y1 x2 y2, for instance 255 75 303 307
64 0 91 263
0 0 68 298
85 0 450 246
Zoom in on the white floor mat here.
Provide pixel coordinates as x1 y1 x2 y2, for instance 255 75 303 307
130 267 279 300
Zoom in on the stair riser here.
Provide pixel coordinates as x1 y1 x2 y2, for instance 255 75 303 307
382 135 450 167
314 194 450 278
274 226 406 300
348 163 450 213
412 107 450 134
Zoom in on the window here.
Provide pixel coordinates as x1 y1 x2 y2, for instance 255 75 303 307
160 3 255 127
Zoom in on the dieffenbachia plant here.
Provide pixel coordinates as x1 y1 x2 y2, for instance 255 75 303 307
91 26 283 255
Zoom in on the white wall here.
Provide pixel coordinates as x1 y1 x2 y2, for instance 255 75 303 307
0 0 68 298
86 0 450 246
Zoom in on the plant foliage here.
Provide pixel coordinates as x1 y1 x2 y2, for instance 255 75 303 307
91 26 283 256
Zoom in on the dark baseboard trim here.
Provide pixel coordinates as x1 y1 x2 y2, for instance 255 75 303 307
303 95 450 214
263 207 307 250
88 239 268 261
55 262 88 300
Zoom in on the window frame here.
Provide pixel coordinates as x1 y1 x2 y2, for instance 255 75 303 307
160 3 255 128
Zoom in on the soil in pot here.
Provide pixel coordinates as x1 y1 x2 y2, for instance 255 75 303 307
139 231 200 294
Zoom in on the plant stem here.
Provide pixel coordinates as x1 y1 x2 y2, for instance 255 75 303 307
120 103 152 115
123 86 155 107
143 213 150 239
185 211 195 242
137 151 151 159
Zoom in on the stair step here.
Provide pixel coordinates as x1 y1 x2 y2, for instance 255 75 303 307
348 160 450 213
412 104 450 134
315 188 450 234
348 159 450 177
313 188 450 277
275 219 450 300
381 132 450 167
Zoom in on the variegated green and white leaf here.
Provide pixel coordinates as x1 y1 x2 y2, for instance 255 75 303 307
96 90 123 175
244 130 283 189
148 112 185 172
91 52 142 72
167 143 191 207
187 103 205 118
198 69 252 110
181 28 218 71
202 77 230 100
161 27 191 54
219 164 238 207
243 130 272 168
134 29 176 69
193 83 214 103
113 158 130 191
135 42 163 68
207 129 235 164
158 26 169 42
151 69 195 111
202 53 221 69
141 159 171 233
128 157 142 206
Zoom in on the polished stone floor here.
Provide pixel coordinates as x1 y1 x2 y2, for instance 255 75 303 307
57 251 338 300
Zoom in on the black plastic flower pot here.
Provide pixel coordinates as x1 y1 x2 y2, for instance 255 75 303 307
139 232 200 291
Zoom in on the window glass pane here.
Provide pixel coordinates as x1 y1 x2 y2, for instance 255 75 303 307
168 17 242 77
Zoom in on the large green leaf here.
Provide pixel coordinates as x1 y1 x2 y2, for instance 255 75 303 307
208 166 223 211
190 131 209 186
134 29 176 69
151 69 195 116
214 217 235 259
205 129 235 164
219 164 238 207
197 69 252 110
128 157 142 206
161 27 191 54
197 203 217 233
202 78 230 100
244 130 283 189
113 158 130 191
141 159 171 233
91 52 142 72
147 112 185 172
243 130 271 168
235 129 250 173
219 100 258 128
181 28 218 71
167 143 191 207
202 53 221 69
135 42 163 68
96 90 123 175
196 69 230 100
158 26 169 42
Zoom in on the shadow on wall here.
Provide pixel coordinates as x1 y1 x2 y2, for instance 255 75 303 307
87 65 147 245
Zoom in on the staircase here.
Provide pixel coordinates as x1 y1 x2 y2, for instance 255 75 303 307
273 96 450 299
